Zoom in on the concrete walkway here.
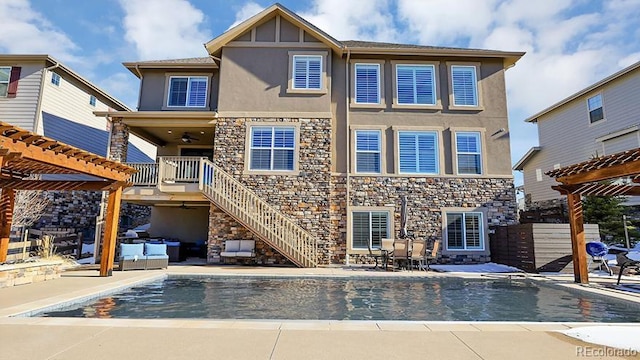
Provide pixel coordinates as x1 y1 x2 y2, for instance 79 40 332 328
1 265 639 360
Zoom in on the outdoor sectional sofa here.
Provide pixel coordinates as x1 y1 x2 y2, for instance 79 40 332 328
118 243 169 271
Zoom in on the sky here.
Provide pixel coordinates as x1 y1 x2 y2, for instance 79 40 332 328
1 0 640 186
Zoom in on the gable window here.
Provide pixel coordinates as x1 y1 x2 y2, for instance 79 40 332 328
292 55 322 90
450 65 478 106
587 94 604 123
445 212 484 250
167 76 208 107
455 131 482 174
0 67 9 97
89 95 96 106
352 211 389 250
51 72 61 86
396 64 436 105
398 131 439 174
249 126 295 171
355 130 381 173
354 63 381 104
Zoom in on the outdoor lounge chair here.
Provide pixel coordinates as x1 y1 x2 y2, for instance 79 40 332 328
586 241 612 276
391 239 410 270
424 240 440 271
616 252 640 285
144 243 169 269
118 243 146 271
380 238 395 270
409 240 426 271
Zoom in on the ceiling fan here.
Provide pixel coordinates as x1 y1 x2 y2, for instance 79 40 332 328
177 202 199 210
178 132 199 143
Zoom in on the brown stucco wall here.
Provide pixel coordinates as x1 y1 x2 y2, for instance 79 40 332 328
138 69 218 111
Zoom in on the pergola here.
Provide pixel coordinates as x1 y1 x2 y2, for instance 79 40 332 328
546 148 640 284
0 121 136 277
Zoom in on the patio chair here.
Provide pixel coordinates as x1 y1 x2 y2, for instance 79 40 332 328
585 241 612 276
409 239 426 271
118 243 146 271
391 238 410 270
424 240 440 271
380 238 394 270
144 243 169 270
616 252 640 285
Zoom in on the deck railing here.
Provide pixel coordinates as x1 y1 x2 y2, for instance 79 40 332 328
126 162 159 186
126 157 205 186
199 159 317 267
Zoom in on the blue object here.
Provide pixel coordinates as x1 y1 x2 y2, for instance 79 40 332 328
586 242 608 257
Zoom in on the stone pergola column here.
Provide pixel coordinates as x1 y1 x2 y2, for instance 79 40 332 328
109 117 130 163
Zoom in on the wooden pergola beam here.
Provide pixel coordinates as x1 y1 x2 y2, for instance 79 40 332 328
100 186 123 277
552 184 640 197
0 180 117 191
0 188 15 263
567 193 589 283
556 160 640 185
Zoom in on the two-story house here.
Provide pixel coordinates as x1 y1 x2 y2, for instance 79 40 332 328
0 54 154 234
97 3 524 266
514 60 640 211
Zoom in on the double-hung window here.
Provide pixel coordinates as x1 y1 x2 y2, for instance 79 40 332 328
398 131 438 174
292 55 322 90
355 130 381 173
167 76 208 107
354 63 381 104
89 95 96 106
352 211 389 249
446 212 484 250
0 67 9 96
451 65 478 106
250 126 295 171
51 72 61 86
396 64 436 105
587 94 604 123
455 132 482 174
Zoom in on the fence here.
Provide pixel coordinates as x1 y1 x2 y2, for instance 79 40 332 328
5 228 83 262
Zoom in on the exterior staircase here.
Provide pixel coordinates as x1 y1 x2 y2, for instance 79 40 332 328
198 159 317 267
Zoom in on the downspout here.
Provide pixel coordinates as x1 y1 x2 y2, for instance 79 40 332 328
344 48 351 265
34 60 60 134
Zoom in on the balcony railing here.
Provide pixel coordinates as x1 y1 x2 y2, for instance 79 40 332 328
127 162 158 186
126 156 205 186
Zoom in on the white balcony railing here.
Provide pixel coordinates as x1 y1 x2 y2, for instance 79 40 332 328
126 156 205 186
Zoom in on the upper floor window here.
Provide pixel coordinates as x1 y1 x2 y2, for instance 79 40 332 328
249 126 295 171
292 55 322 90
89 95 96 106
0 67 10 97
352 211 389 250
51 72 61 86
398 131 439 174
396 64 436 105
587 94 604 123
455 131 482 174
355 63 381 104
445 211 484 250
167 76 207 107
450 65 478 106
355 130 381 173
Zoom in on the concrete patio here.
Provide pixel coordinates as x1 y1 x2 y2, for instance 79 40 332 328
1 265 639 360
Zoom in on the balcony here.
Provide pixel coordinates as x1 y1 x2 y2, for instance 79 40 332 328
126 156 206 194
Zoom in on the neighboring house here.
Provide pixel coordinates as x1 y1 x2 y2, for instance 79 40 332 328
0 54 155 233
514 60 640 210
97 3 524 266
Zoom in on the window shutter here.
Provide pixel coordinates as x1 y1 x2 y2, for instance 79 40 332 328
398 133 417 173
355 64 380 104
399 132 437 173
397 65 435 105
293 57 308 89
7 66 21 98
417 134 436 173
355 131 381 173
293 56 322 90
451 66 477 106
187 78 207 107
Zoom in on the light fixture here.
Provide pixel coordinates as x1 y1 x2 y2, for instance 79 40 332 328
181 134 192 143
167 130 172 134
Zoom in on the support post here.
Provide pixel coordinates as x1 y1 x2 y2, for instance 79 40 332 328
567 192 589 283
0 188 15 262
99 186 123 277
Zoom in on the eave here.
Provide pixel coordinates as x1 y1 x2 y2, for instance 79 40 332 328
513 147 541 171
346 48 525 68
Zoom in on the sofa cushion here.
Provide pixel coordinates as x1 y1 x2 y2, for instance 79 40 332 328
120 243 144 257
121 255 143 261
220 251 237 257
224 240 241 252
146 254 169 260
145 243 167 256
236 251 254 257
239 240 255 252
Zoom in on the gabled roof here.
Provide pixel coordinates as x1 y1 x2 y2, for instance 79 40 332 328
123 57 218 78
513 146 541 171
525 60 640 123
0 54 131 111
204 3 343 56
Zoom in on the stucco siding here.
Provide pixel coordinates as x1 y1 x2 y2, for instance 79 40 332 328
138 69 218 111
0 63 43 131
217 47 332 113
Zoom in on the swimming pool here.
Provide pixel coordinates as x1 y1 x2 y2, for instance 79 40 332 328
37 276 640 322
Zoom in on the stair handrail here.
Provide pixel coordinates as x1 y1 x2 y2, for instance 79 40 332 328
199 159 317 267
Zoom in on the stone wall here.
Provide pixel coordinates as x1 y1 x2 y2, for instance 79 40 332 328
347 176 518 264
212 117 333 264
108 118 129 163
0 260 63 288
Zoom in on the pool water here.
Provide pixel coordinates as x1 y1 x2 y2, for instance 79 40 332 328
38 276 640 322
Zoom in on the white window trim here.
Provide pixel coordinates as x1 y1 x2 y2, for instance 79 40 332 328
243 121 301 176
162 73 211 110
441 208 488 253
391 61 441 109
287 51 329 94
351 60 385 108
0 66 10 97
89 95 96 107
51 72 61 87
348 206 395 254
587 93 605 125
354 129 383 174
446 62 483 111
396 130 440 175
452 129 485 176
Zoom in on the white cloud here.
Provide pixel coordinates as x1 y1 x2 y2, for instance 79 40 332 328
119 0 212 60
0 0 79 63
97 72 140 110
229 2 265 29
